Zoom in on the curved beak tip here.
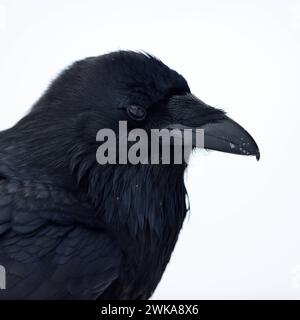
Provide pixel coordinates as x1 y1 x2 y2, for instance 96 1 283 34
255 149 260 161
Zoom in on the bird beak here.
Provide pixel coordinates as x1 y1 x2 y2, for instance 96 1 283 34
201 117 260 160
167 94 260 160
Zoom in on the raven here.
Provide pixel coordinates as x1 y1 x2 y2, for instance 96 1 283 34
0 51 259 299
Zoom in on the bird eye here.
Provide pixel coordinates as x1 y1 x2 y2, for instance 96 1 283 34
126 105 146 121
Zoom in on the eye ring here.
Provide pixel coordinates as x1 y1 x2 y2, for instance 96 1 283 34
126 105 147 121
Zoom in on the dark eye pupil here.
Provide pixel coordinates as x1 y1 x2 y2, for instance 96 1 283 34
127 105 146 120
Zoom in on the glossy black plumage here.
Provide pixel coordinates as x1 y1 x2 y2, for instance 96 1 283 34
0 51 259 299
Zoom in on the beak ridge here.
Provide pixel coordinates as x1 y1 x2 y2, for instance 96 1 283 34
167 93 260 160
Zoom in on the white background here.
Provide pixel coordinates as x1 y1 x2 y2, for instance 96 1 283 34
0 0 300 299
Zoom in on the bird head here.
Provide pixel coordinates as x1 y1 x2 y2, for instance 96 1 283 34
32 50 259 169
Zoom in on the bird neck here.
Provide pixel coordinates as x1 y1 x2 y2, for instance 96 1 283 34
85 163 188 241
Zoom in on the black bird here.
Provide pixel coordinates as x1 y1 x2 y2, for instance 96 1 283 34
0 51 259 299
